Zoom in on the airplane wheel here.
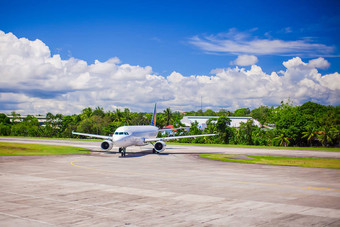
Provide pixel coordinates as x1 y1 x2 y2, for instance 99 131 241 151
153 148 156 153
121 148 126 157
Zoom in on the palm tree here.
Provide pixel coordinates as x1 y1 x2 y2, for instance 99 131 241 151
302 126 318 146
164 107 172 126
318 127 339 146
114 109 123 122
274 131 290 147
123 108 131 125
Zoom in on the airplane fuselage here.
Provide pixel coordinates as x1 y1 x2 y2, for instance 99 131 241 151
112 125 159 147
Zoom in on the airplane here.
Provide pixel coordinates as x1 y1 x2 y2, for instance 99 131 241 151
72 104 217 157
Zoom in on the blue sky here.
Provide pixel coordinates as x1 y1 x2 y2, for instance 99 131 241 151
1 0 339 76
0 0 339 113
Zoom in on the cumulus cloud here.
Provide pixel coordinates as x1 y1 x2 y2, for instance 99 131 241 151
0 30 339 114
308 57 330 69
189 29 335 56
231 55 258 66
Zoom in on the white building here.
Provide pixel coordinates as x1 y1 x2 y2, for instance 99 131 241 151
181 116 261 130
7 115 47 126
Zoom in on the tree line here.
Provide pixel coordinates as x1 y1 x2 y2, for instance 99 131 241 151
0 101 339 147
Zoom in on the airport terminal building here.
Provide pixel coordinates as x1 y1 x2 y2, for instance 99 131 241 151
181 116 261 130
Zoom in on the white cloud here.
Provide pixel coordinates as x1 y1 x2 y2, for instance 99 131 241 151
189 29 335 56
0 31 339 114
308 57 330 69
231 55 258 66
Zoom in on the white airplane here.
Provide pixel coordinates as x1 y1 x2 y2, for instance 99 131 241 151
72 104 217 156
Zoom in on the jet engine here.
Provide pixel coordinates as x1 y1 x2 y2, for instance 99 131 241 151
101 140 113 151
154 141 166 152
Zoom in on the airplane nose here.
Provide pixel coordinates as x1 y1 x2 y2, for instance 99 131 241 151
113 136 128 147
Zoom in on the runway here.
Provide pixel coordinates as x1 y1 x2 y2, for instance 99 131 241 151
1 138 340 226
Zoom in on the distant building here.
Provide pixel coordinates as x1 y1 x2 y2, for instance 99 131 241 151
7 115 47 126
161 125 175 136
161 125 190 136
181 116 261 130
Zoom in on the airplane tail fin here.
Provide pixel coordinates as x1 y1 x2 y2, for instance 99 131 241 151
151 103 157 126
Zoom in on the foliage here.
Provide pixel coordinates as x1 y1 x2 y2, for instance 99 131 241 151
1 101 339 147
234 108 250 116
251 106 272 126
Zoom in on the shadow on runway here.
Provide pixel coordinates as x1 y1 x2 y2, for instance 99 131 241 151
119 151 210 158
90 149 211 158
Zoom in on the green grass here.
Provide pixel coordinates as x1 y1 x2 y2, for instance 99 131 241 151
0 136 102 142
167 142 340 151
0 142 90 156
199 154 340 169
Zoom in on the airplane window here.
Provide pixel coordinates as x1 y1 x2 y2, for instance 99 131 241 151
114 132 128 135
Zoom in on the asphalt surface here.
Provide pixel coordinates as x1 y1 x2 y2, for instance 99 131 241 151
0 138 340 226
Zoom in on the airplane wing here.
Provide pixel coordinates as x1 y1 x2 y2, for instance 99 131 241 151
158 127 189 132
144 133 217 142
72 131 111 140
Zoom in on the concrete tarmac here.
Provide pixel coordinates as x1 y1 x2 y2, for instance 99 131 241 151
0 138 339 226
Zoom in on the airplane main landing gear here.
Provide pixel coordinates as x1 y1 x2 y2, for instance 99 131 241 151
120 147 126 157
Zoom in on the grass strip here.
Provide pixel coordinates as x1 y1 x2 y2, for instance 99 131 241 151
167 142 340 151
199 154 340 169
0 142 90 156
0 136 102 142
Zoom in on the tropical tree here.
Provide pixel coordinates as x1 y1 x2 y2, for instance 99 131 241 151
302 125 318 146
234 108 250 116
43 113 63 137
123 108 132 125
0 113 11 136
217 109 230 116
130 113 150 125
11 115 40 137
237 119 256 145
114 109 123 122
252 128 268 146
92 106 105 118
273 130 290 147
10 111 21 123
215 116 232 144
164 107 172 126
204 109 216 116
60 115 80 137
80 107 93 120
251 106 272 126
318 127 339 147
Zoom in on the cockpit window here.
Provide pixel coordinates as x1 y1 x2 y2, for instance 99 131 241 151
114 132 129 135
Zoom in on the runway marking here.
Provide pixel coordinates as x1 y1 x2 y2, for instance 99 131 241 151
70 160 340 192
